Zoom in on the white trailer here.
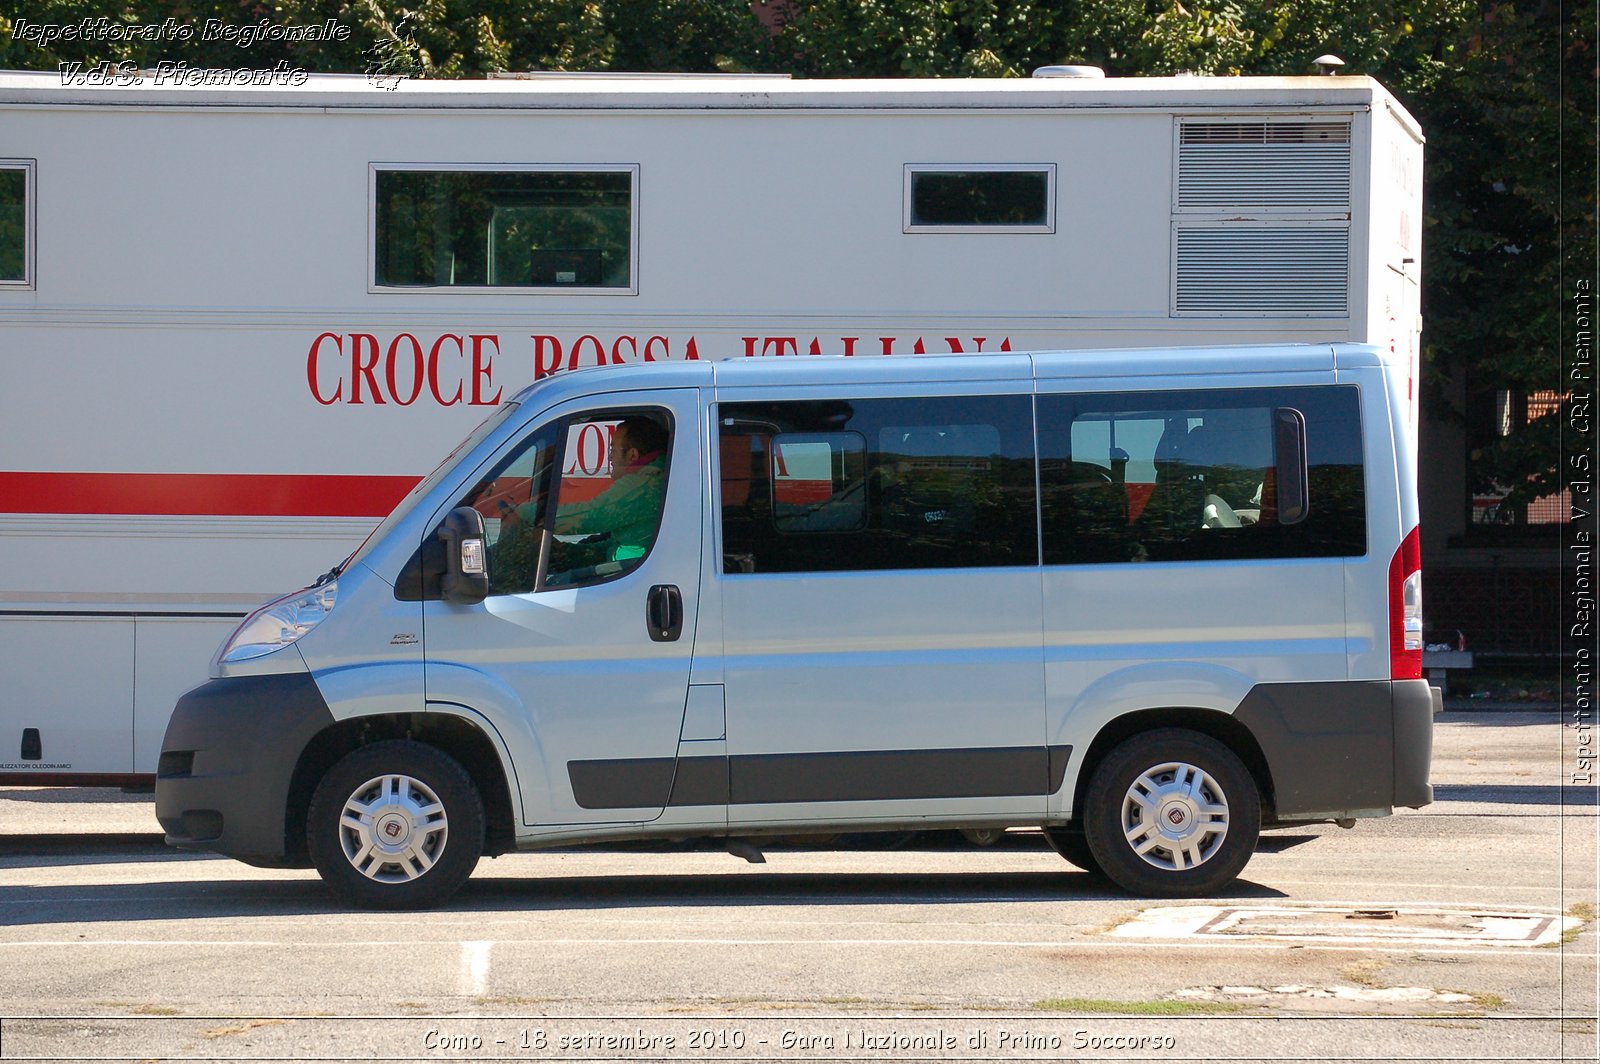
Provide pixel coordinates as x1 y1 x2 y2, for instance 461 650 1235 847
0 69 1423 783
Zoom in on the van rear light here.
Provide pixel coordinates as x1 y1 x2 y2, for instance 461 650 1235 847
1389 526 1423 679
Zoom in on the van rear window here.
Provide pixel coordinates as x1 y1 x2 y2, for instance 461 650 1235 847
1037 386 1366 563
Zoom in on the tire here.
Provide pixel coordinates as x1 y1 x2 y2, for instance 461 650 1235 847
1042 825 1103 876
960 827 1005 847
1081 729 1260 898
307 740 485 910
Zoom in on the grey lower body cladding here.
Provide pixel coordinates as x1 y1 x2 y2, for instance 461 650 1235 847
573 679 1434 818
569 745 1075 810
1234 678 1435 819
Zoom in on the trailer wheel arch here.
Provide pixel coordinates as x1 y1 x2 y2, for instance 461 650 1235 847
284 713 517 863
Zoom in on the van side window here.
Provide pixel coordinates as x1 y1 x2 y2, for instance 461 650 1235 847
463 409 671 593
719 396 1037 573
1038 386 1365 564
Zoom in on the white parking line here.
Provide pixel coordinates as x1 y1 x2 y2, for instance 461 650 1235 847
458 940 492 996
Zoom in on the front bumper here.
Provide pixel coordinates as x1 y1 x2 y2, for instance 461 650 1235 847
154 672 334 864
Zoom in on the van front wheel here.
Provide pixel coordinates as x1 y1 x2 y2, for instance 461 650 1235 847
307 740 484 909
1042 825 1103 876
1082 729 1260 898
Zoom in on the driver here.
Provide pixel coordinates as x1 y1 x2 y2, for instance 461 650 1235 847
548 415 670 563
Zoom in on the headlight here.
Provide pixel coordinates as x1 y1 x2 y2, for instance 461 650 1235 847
220 581 338 663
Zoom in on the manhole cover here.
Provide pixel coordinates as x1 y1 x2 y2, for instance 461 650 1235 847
1112 905 1577 947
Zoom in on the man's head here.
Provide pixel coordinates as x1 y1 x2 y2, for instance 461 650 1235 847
610 415 669 471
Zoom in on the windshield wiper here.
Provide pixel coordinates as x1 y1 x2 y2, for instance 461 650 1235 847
312 560 346 588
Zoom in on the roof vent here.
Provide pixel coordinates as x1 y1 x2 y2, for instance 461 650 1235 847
1032 65 1106 79
1312 54 1345 75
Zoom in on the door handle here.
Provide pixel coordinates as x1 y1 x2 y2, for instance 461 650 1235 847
647 584 683 642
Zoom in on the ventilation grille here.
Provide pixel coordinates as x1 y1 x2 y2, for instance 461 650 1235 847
1174 227 1349 315
1178 121 1352 210
1180 122 1351 145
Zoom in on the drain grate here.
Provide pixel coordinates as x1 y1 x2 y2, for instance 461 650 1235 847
1112 905 1577 947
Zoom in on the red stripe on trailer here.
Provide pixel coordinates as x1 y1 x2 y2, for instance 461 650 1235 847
0 472 420 518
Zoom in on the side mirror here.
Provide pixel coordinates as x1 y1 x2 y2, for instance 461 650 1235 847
438 506 490 604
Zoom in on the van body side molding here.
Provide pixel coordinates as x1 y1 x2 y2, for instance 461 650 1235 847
569 745 1071 810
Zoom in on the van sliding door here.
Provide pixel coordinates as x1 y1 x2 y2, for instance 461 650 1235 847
715 392 1050 827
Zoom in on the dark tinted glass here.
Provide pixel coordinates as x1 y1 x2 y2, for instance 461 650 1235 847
720 396 1038 573
0 168 25 282
376 170 631 288
910 170 1049 227
1038 386 1365 564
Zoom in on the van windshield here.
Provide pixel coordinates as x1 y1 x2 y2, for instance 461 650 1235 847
345 402 521 574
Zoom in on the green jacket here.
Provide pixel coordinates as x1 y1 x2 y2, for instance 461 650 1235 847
545 455 666 562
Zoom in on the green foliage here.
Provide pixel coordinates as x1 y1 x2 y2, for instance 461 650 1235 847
0 1 769 76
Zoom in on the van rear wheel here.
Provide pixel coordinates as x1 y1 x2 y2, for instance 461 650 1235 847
307 740 484 910
1082 729 1259 898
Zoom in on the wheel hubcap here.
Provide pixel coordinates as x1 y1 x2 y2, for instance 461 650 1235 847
1121 760 1229 872
338 774 448 883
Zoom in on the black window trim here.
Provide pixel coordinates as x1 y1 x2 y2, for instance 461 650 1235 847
902 163 1057 234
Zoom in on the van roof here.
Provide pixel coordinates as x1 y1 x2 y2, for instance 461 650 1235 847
509 343 1381 406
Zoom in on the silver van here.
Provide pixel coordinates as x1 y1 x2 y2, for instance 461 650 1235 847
156 345 1436 908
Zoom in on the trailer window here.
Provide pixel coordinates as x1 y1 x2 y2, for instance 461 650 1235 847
904 165 1054 233
1037 386 1366 564
719 396 1037 573
0 162 32 286
373 167 635 291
